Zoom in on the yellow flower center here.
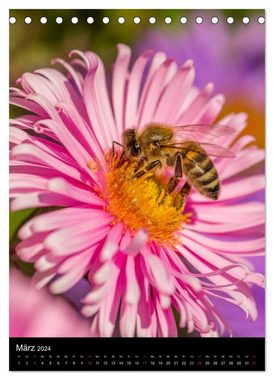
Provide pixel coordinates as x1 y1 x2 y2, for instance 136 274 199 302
104 156 191 245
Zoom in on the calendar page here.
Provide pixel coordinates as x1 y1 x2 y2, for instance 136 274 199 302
9 9 265 371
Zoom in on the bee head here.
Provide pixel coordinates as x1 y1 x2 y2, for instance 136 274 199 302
123 129 142 157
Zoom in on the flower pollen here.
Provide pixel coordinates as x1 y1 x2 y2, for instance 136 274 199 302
105 156 190 245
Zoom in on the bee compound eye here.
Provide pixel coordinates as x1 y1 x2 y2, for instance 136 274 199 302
130 144 141 157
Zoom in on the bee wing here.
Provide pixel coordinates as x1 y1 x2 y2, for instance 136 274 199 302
174 123 235 143
161 142 236 158
199 143 236 158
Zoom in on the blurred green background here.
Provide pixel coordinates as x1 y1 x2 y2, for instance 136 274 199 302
10 9 264 82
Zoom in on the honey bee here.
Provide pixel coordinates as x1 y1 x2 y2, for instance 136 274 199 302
113 123 235 209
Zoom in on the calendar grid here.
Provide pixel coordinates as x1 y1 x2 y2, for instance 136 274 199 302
10 337 265 371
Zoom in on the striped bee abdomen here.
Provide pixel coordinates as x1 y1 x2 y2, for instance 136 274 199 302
182 148 220 200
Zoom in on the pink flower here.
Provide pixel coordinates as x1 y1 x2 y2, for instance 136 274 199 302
10 268 90 337
10 45 265 337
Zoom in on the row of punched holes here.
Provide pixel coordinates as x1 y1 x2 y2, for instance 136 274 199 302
9 15 265 25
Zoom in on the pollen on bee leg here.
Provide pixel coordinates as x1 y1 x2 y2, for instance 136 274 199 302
105 158 191 245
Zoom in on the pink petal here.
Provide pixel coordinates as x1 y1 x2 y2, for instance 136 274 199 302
10 173 47 194
11 143 83 182
178 83 214 124
82 285 108 305
100 222 124 261
135 51 167 128
159 294 171 309
16 234 46 261
221 150 264 180
19 206 102 239
93 262 113 286
81 303 101 318
142 253 175 295
194 201 263 223
10 161 69 183
89 314 100 337
34 255 58 272
33 118 95 179
81 52 117 148
125 256 140 304
31 269 56 289
188 218 264 235
119 300 137 337
47 177 105 206
98 268 122 337
136 275 157 337
119 229 132 251
11 191 77 211
34 67 85 114
177 243 253 286
44 217 111 256
51 58 84 95
154 59 195 124
112 44 131 135
50 265 88 294
54 102 104 163
198 94 225 125
155 299 177 337
125 50 154 129
231 135 256 153
123 229 148 256
10 127 76 167
10 91 48 117
137 58 177 127
57 246 96 273
191 174 264 203
21 72 59 104
217 113 248 148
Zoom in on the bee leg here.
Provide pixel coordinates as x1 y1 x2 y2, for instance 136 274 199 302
112 141 126 167
117 151 127 167
112 140 123 156
166 177 180 194
134 156 147 173
173 182 191 210
165 152 183 194
132 160 162 179
158 153 182 204
158 176 179 204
